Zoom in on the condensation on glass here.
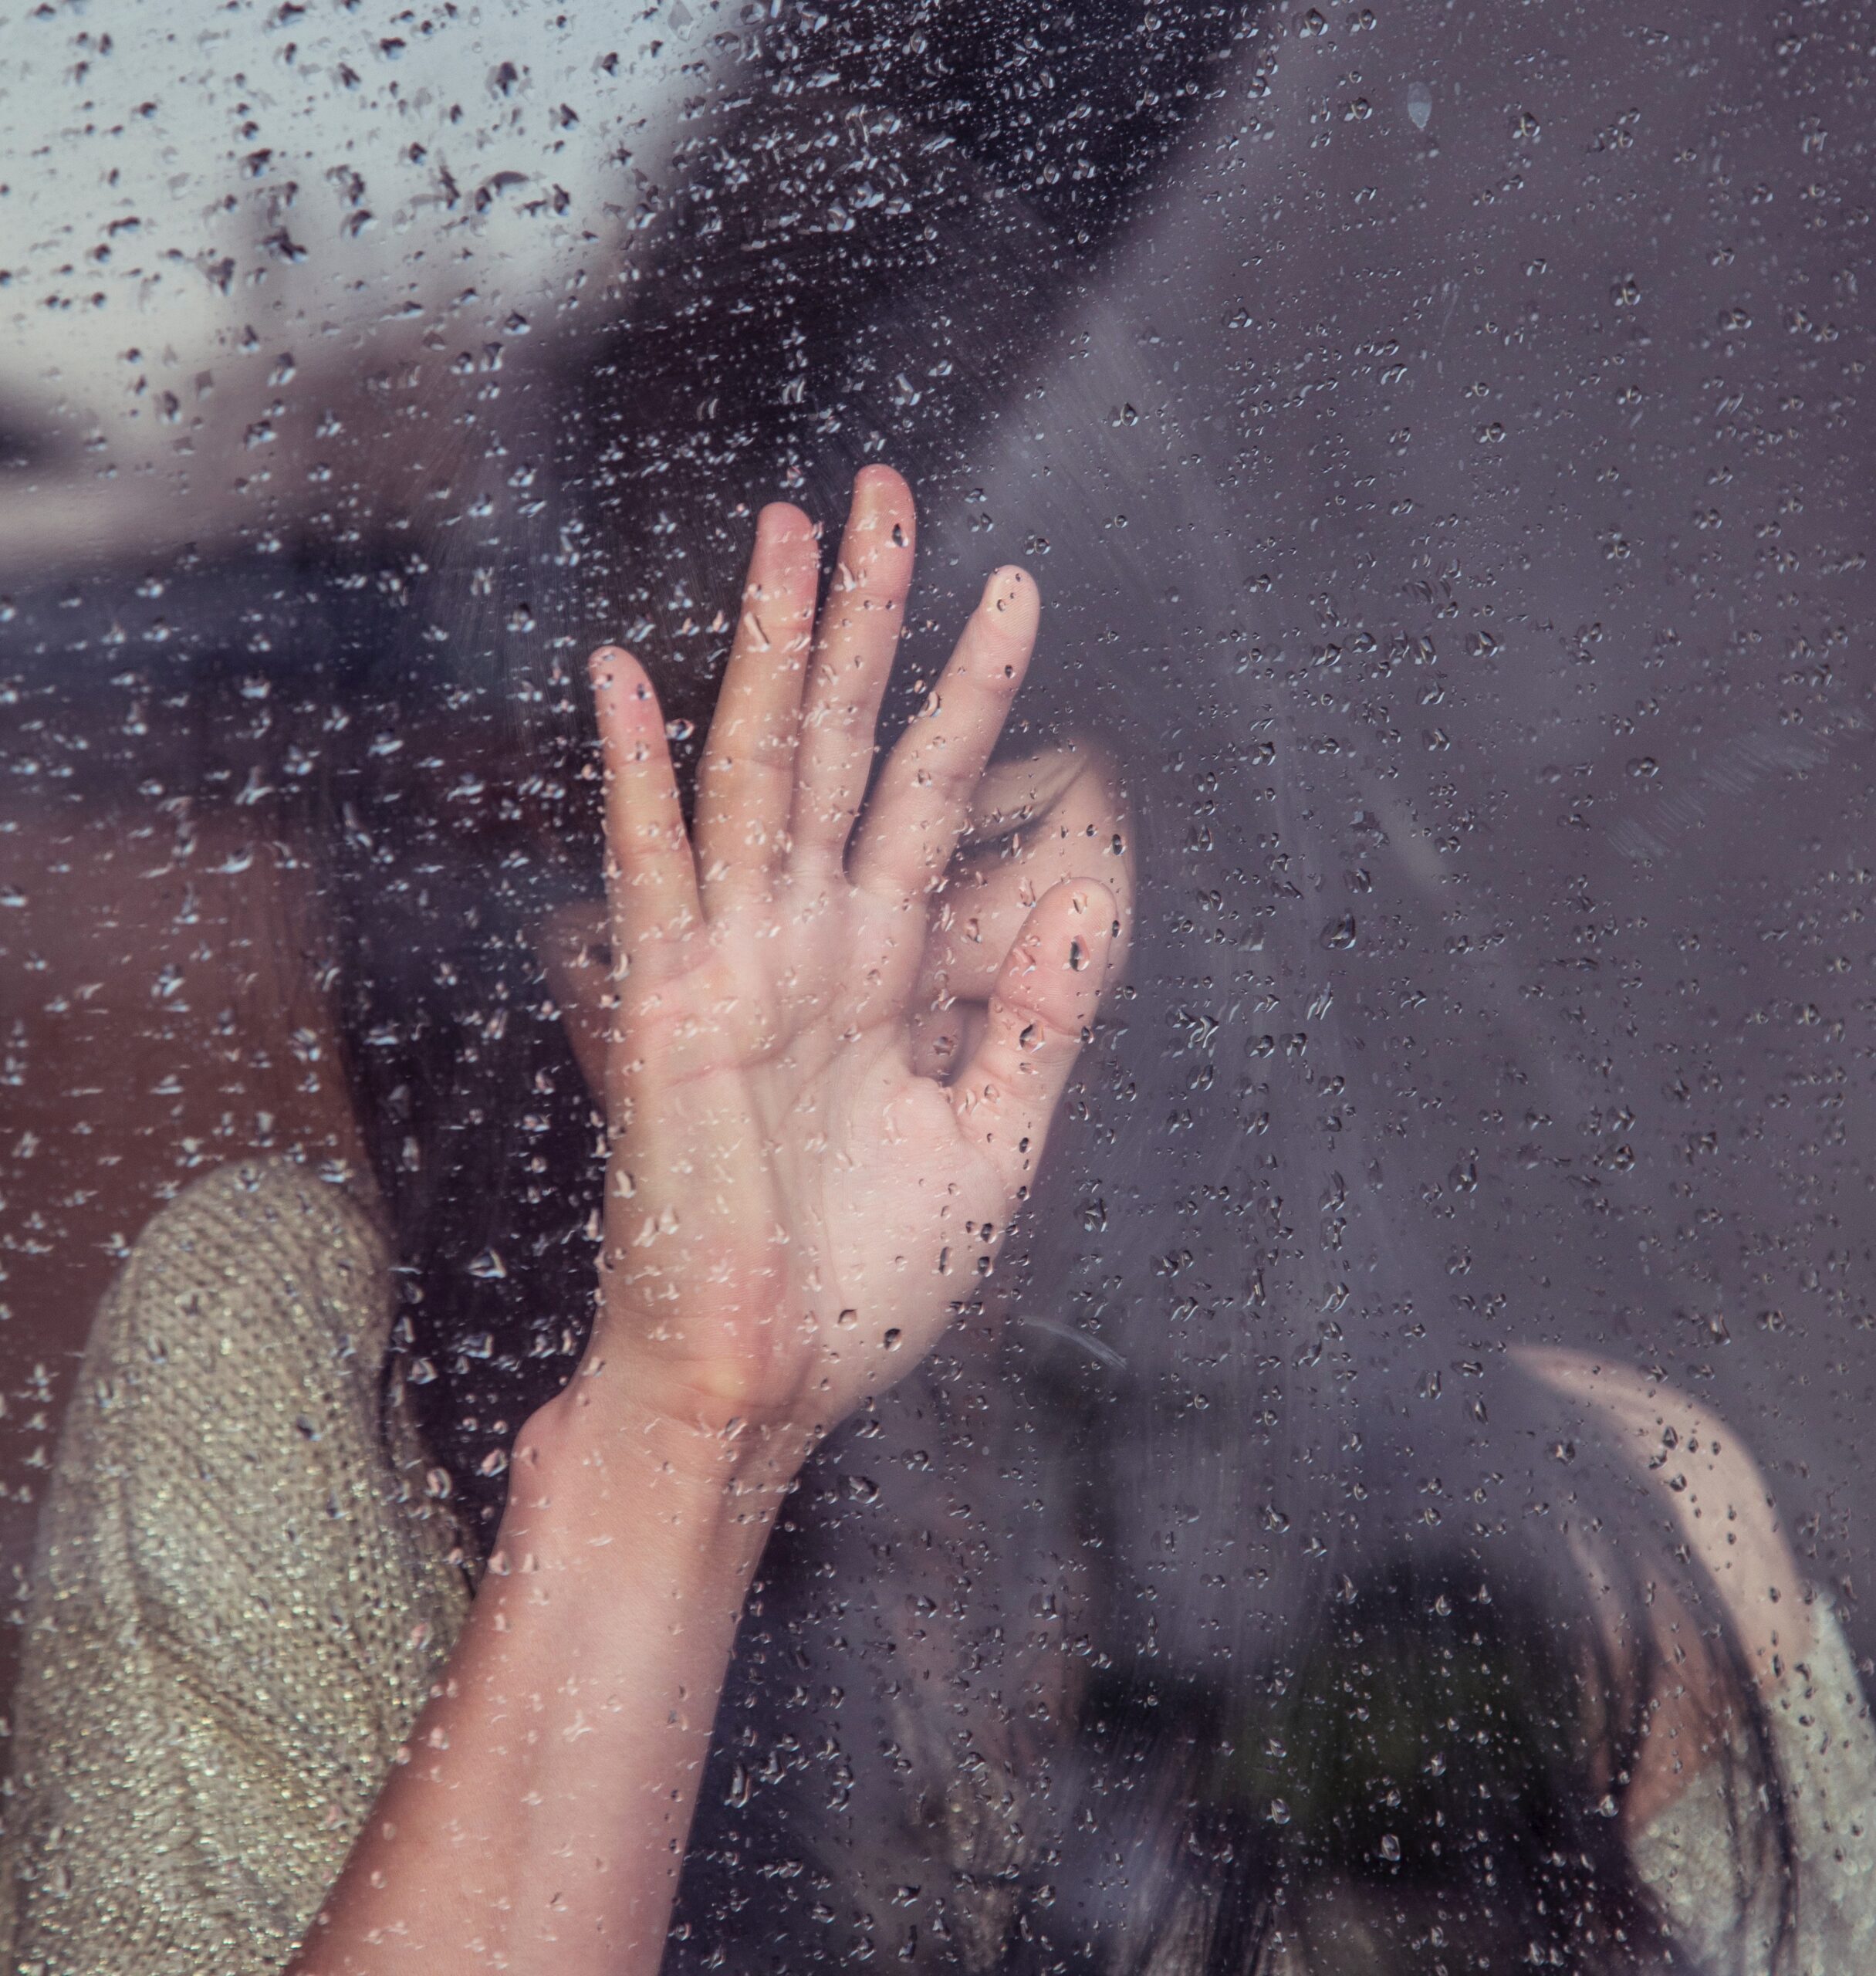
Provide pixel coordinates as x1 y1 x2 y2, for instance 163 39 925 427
2 2 1874 1971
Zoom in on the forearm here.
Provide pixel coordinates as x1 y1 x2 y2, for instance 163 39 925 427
289 1389 803 1976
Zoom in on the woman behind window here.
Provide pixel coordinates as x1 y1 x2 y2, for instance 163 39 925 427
6 0 1876 1968
2 465 1871 1976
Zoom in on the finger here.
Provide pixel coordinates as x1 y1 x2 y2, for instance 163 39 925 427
850 566 1038 905
590 647 703 971
951 881 1117 1199
789 464 917 875
536 898 612 1095
694 502 820 902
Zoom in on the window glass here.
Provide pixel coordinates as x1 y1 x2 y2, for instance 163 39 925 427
2 3 1872 1971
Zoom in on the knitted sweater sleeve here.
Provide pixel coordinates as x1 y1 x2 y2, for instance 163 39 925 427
1631 1599 1876 1975
0 1160 470 1976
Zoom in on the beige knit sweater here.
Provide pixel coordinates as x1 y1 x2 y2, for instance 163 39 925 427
0 1162 469 1974
0 1159 1871 1974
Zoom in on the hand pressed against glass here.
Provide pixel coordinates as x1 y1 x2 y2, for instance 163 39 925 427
538 465 1124 1453
295 469 1124 1976
544 734 1131 1111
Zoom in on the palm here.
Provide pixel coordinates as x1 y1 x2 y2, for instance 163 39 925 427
583 470 1114 1443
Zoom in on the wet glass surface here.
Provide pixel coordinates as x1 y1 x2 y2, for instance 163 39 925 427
3 3 1874 1970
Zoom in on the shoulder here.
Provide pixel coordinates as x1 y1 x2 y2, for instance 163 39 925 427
47 1157 411 1601
81 1157 394 1401
107 1155 389 1325
1512 1346 1809 1677
35 1153 465 1655
7 1164 465 1971
1631 1601 1876 1965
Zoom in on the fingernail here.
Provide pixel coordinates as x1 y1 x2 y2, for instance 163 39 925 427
756 502 813 547
853 462 910 505
980 566 1037 617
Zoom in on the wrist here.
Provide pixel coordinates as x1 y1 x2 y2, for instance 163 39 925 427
499 1378 810 1569
531 1337 829 1483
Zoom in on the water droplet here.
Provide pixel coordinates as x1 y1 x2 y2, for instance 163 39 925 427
467 1249 507 1281
1380 1833 1401 1861
1406 82 1433 130
835 1308 859 1328
1320 915 1357 950
1350 809 1388 848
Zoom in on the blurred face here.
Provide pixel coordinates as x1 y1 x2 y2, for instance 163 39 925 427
536 735 1134 1103
903 738 1134 1081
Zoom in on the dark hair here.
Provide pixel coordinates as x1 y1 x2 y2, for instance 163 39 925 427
298 20 1807 1976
